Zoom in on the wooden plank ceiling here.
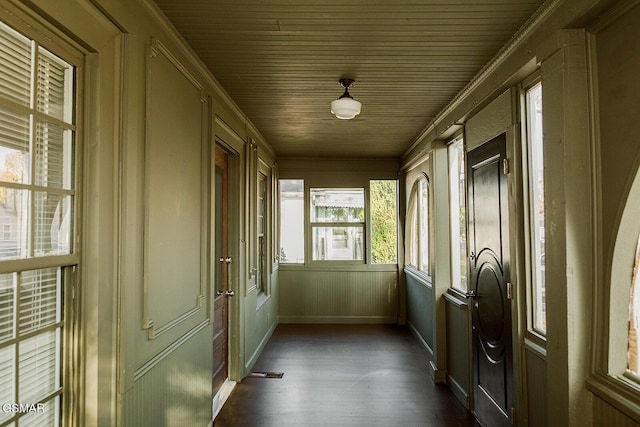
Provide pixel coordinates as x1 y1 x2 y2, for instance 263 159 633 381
153 0 544 158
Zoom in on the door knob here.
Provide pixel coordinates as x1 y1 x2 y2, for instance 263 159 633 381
465 290 477 299
225 257 232 264
225 290 235 297
216 290 224 296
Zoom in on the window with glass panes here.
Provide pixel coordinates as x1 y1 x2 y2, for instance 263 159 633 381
310 188 364 261
0 20 77 427
406 175 429 273
448 138 468 292
525 82 546 335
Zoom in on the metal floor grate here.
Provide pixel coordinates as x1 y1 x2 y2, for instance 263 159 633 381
247 371 284 379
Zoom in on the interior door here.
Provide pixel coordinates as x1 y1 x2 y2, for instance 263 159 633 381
467 134 513 426
213 146 230 395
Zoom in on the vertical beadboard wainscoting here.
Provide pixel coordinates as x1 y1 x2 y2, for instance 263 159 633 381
405 267 435 354
524 339 548 427
278 267 398 323
445 292 471 408
121 326 213 426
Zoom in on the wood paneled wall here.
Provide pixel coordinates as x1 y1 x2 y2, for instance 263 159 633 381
279 268 398 323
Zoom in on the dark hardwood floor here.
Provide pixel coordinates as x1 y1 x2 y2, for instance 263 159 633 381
214 324 481 427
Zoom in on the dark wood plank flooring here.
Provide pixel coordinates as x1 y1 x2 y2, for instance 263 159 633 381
215 324 480 427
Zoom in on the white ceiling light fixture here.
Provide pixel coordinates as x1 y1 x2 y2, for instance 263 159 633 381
331 78 361 120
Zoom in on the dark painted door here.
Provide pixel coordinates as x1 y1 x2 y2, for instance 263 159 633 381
467 134 513 426
213 146 230 395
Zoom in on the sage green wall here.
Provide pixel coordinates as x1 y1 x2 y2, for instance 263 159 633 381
11 0 280 425
405 271 434 352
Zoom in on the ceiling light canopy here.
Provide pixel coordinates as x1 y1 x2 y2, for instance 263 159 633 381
331 78 361 120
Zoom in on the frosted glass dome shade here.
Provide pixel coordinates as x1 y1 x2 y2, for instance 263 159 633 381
331 97 361 120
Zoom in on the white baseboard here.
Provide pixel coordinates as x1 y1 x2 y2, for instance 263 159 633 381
212 378 236 422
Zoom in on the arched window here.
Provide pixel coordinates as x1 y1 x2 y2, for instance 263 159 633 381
406 174 430 274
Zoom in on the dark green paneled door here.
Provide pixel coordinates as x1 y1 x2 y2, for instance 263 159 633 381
467 133 513 427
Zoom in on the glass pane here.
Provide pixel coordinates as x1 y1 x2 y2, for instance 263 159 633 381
258 173 266 236
527 82 546 333
33 192 72 256
18 329 60 404
0 344 15 423
449 139 468 291
0 188 28 259
19 269 60 335
18 396 59 427
0 106 30 184
37 47 73 123
0 22 31 107
310 188 364 223
312 226 363 261
407 197 418 267
370 180 397 264
628 235 640 374
35 120 73 190
279 179 304 263
419 179 429 272
0 273 15 343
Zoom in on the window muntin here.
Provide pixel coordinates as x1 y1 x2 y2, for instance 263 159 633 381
0 20 76 427
525 82 547 334
370 180 397 264
279 179 304 263
449 138 468 291
310 188 365 262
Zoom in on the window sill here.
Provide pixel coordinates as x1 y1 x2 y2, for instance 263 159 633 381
586 372 640 422
444 288 468 308
278 263 398 272
403 266 432 287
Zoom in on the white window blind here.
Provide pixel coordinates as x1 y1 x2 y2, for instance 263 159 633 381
0 19 76 427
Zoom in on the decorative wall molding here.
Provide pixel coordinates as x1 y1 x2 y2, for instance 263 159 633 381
133 319 209 381
142 38 207 340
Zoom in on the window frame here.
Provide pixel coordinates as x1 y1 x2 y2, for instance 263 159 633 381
309 187 366 264
256 159 270 295
0 18 82 427
522 76 547 339
447 136 468 293
369 179 398 265
278 179 305 265
405 174 430 275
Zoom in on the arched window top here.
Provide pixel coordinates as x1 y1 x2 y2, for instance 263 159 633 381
406 173 430 274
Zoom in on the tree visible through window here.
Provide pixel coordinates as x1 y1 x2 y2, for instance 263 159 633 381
370 180 397 264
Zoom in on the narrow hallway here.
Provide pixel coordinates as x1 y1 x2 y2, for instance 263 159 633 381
215 324 480 427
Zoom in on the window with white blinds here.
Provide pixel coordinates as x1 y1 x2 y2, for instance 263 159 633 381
0 19 76 427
